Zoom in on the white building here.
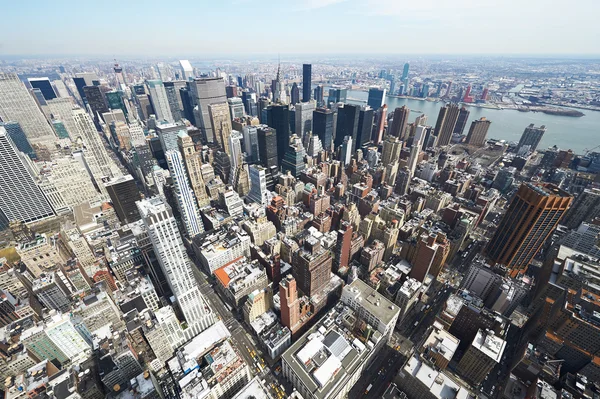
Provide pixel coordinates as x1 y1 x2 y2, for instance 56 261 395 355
137 197 215 338
195 227 251 274
45 313 93 361
248 165 268 206
295 101 316 140
165 149 205 237
179 60 194 81
341 136 353 166
220 187 244 218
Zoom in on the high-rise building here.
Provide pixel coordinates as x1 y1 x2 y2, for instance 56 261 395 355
341 136 353 165
294 101 315 140
328 87 347 105
208 102 233 154
313 107 334 152
137 197 214 337
465 117 491 147
453 106 470 135
82 85 109 122
356 106 374 150
372 104 388 144
302 64 312 102
281 134 306 178
248 165 269 206
292 236 332 297
266 104 290 165
367 87 386 110
434 103 460 147
146 79 173 122
165 150 205 237
382 135 403 166
389 106 410 139
0 121 35 159
563 188 600 229
179 60 194 81
242 125 260 163
402 62 410 81
163 80 186 121
0 73 56 146
105 175 141 224
486 183 572 276
313 85 324 107
290 83 300 105
334 104 360 149
457 329 506 386
517 124 546 152
0 127 54 225
189 77 227 144
228 97 244 119
28 78 57 100
334 222 352 272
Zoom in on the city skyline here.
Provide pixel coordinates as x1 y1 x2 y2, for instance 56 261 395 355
1 0 600 56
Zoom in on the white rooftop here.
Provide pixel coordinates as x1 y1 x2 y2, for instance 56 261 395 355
472 329 506 363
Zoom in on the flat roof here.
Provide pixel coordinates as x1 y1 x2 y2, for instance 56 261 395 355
343 279 399 326
472 329 506 363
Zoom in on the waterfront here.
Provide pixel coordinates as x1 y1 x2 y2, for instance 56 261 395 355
329 89 600 154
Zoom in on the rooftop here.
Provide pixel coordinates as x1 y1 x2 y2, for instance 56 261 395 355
472 329 506 363
343 279 400 326
403 355 475 399
423 323 460 361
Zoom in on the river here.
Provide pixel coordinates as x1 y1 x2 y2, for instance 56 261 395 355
325 89 600 154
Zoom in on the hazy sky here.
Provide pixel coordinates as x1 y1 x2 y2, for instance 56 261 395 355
1 0 599 56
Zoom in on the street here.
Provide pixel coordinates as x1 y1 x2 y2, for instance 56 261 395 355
348 345 406 399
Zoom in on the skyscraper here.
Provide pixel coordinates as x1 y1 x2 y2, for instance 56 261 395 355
434 103 460 147
179 60 194 81
146 79 174 122
242 125 260 163
165 150 205 237
465 117 492 147
356 106 374 150
266 104 290 165
177 131 210 208
163 81 186 122
137 197 214 336
257 126 278 170
290 83 300 105
208 102 233 154
485 183 572 276
328 87 347 105
341 136 353 165
517 124 546 153
302 64 312 102
105 175 141 224
334 104 360 149
0 127 54 225
0 73 56 146
28 78 57 100
0 121 35 159
189 77 227 144
295 101 315 141
313 108 334 152
82 85 109 122
367 87 386 110
453 106 470 135
389 106 410 139
281 134 306 178
563 188 600 229
372 104 388 144
313 85 324 107
247 165 268 206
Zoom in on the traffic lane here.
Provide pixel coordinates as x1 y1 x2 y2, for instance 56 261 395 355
367 351 405 398
348 345 400 399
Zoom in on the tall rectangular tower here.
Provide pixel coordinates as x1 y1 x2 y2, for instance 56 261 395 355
302 64 312 102
486 183 572 276
434 103 460 147
146 79 174 122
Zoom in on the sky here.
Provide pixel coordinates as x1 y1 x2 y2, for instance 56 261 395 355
1 0 599 56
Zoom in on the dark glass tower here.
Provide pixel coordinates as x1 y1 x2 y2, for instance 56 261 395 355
367 88 386 110
453 106 470 135
302 64 312 102
105 91 127 116
290 83 300 105
0 122 35 160
313 85 324 107
313 108 334 152
28 78 57 100
83 86 109 122
73 77 87 104
356 106 374 150
266 104 290 165
334 104 360 149
105 175 142 224
257 126 278 170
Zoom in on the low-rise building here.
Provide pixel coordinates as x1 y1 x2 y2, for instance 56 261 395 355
214 258 269 308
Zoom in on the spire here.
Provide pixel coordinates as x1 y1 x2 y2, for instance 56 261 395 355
276 55 281 83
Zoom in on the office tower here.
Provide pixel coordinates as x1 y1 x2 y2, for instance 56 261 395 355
28 78 57 100
453 106 470 135
313 107 334 152
395 167 411 195
295 101 315 140
105 175 141 224
292 236 332 297
333 222 352 272
328 87 347 105
82 85 109 121
176 131 209 207
208 102 233 154
105 91 127 116
257 126 278 170
517 124 546 152
313 85 324 107
189 77 227 144
32 272 71 312
266 104 290 165
302 64 312 102
281 134 306 178
372 104 388 144
146 79 173 122
179 60 194 81
228 97 244 119
0 121 35 159
367 87 386 109
46 98 78 138
290 83 300 105
564 188 600 229
407 145 420 176
72 108 120 189
0 127 53 225
228 130 244 172
165 150 205 237
334 104 360 148
382 135 403 165
457 329 506 386
402 62 410 81
341 136 353 165
248 165 269 206
465 117 492 147
164 81 186 121
240 125 258 163
0 73 56 146
434 103 460 147
137 197 214 335
486 183 573 276
356 106 374 150
389 106 410 139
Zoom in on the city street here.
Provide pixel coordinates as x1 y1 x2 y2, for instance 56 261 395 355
348 345 406 399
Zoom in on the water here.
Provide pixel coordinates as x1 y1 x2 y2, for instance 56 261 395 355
329 89 600 154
